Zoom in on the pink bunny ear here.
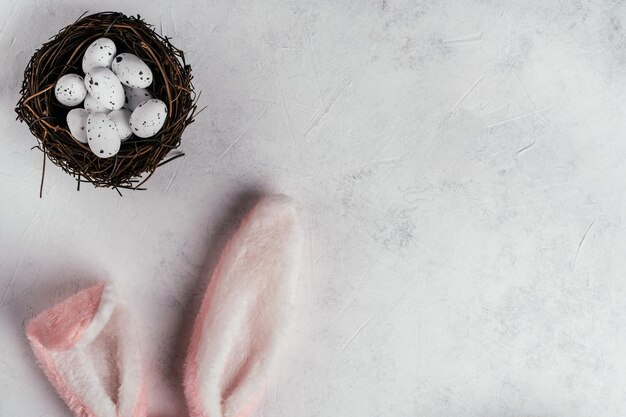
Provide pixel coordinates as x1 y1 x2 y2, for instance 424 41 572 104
184 195 305 417
26 283 146 417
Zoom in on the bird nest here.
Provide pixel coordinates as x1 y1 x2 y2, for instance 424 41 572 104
15 11 200 195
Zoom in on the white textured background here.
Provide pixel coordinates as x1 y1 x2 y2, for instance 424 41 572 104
2 1 626 416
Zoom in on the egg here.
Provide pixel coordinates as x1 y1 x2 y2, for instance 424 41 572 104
55 74 87 107
84 67 125 110
108 109 132 141
111 53 153 89
123 85 153 111
86 113 121 158
129 99 167 138
82 38 117 73
84 93 111 114
66 108 89 143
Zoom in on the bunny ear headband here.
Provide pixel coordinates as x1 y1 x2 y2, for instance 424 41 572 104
25 195 306 417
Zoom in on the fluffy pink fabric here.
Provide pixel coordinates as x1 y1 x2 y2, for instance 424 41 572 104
26 283 145 417
184 195 305 417
28 283 104 351
27 284 104 417
25 195 304 417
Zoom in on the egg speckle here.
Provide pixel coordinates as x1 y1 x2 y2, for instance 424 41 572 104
129 99 167 138
111 53 153 89
108 109 133 141
86 113 121 158
84 67 125 110
123 85 153 111
82 38 117 73
66 108 89 143
55 74 87 107
84 93 111 114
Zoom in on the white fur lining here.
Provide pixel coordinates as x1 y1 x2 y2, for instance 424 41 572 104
194 196 304 417
49 285 141 417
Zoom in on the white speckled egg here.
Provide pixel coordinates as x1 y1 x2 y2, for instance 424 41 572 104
84 93 111 114
129 99 167 138
108 109 132 141
111 53 153 88
55 74 87 107
123 85 153 111
66 108 89 143
84 67 125 110
82 38 116 73
86 113 121 158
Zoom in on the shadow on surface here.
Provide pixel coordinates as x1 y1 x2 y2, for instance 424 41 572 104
163 185 268 405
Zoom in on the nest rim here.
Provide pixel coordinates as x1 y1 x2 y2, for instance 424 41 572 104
15 11 200 194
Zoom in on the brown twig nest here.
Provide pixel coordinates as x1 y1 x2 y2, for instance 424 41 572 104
15 11 200 195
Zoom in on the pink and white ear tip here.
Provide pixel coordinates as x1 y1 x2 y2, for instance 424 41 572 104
24 195 305 417
26 283 146 417
184 195 305 417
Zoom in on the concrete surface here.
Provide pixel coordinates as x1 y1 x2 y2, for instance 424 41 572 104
1 1 626 416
